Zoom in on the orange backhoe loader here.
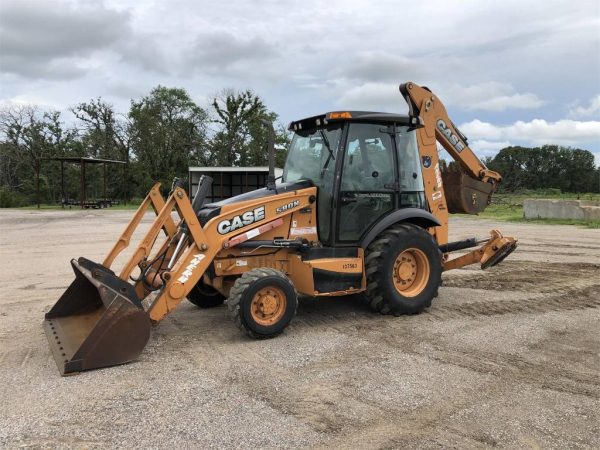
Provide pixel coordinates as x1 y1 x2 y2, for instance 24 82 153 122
44 82 517 375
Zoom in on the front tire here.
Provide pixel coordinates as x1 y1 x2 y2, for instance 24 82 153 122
365 223 441 315
228 268 298 339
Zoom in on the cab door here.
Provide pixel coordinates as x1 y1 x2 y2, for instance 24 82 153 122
336 123 397 243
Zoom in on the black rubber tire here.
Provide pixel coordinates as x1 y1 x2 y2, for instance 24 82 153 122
365 223 442 316
187 280 225 308
228 268 298 339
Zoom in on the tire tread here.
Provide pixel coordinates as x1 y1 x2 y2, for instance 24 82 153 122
228 268 297 339
364 223 441 315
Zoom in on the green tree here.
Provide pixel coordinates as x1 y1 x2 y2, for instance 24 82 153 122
210 90 289 167
129 86 209 193
0 106 77 203
72 98 132 199
489 145 598 193
565 148 597 192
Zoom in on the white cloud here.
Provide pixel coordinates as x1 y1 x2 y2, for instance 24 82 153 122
0 0 598 156
0 94 56 109
332 80 544 114
459 119 503 140
334 51 426 83
0 0 131 79
184 30 280 76
460 118 600 146
335 82 404 112
470 139 512 156
442 82 544 111
568 95 600 118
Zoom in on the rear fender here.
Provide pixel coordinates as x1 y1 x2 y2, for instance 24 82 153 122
359 208 440 249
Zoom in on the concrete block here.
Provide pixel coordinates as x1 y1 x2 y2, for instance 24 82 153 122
523 199 600 220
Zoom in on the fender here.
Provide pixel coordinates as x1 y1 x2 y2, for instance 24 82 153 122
359 208 441 249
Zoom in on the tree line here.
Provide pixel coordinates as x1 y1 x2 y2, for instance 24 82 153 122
485 145 599 193
1 86 598 207
0 86 290 207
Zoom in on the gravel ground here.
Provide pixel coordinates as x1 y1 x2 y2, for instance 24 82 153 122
0 209 598 449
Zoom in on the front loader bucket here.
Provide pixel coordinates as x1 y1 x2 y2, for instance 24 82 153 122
44 257 151 375
441 168 494 214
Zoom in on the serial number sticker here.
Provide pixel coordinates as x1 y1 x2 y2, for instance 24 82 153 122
290 226 317 236
354 193 391 198
343 263 358 269
235 260 248 267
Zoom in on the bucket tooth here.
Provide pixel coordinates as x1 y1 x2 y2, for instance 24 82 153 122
44 257 151 375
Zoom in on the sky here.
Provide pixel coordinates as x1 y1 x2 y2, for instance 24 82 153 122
1 0 599 163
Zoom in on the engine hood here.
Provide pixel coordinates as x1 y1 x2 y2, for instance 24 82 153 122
197 179 313 226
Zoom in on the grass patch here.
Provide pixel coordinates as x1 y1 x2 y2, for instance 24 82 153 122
459 191 600 229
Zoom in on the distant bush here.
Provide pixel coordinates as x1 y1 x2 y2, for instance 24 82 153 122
0 187 30 207
505 188 599 200
518 188 563 197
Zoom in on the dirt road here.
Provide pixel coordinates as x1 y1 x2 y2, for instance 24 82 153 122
0 210 598 448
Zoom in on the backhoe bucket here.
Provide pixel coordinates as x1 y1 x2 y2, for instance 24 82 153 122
441 168 494 214
44 257 151 375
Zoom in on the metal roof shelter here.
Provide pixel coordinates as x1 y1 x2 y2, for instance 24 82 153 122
36 156 126 208
188 166 283 203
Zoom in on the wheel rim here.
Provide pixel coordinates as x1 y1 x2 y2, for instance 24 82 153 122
250 286 287 326
392 248 430 297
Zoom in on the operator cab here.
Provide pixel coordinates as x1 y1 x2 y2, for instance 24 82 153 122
283 111 426 245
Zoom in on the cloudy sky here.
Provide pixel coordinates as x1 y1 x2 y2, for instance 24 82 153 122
1 0 599 161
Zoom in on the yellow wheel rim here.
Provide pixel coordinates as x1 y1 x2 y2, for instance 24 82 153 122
250 286 287 326
392 248 430 297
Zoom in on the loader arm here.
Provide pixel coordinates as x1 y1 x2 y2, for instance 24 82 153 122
143 186 317 322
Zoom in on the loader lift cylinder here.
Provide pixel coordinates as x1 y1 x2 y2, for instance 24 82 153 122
168 175 213 269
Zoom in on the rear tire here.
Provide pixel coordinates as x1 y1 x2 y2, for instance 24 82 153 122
228 268 297 339
187 280 225 308
365 223 441 316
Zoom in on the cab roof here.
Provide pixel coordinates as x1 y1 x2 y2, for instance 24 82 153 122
288 111 421 131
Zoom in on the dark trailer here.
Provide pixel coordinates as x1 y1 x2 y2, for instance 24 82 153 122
188 166 283 203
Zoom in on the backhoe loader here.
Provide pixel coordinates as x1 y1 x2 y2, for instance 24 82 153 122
44 82 517 375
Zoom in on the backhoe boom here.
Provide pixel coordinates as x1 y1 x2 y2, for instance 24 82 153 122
400 82 501 184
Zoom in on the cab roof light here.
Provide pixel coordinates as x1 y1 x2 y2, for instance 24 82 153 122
328 111 352 120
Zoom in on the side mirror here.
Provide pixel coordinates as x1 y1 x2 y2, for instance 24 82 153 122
260 119 276 191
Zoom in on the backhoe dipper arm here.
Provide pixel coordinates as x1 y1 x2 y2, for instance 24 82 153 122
400 82 501 184
399 81 517 270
